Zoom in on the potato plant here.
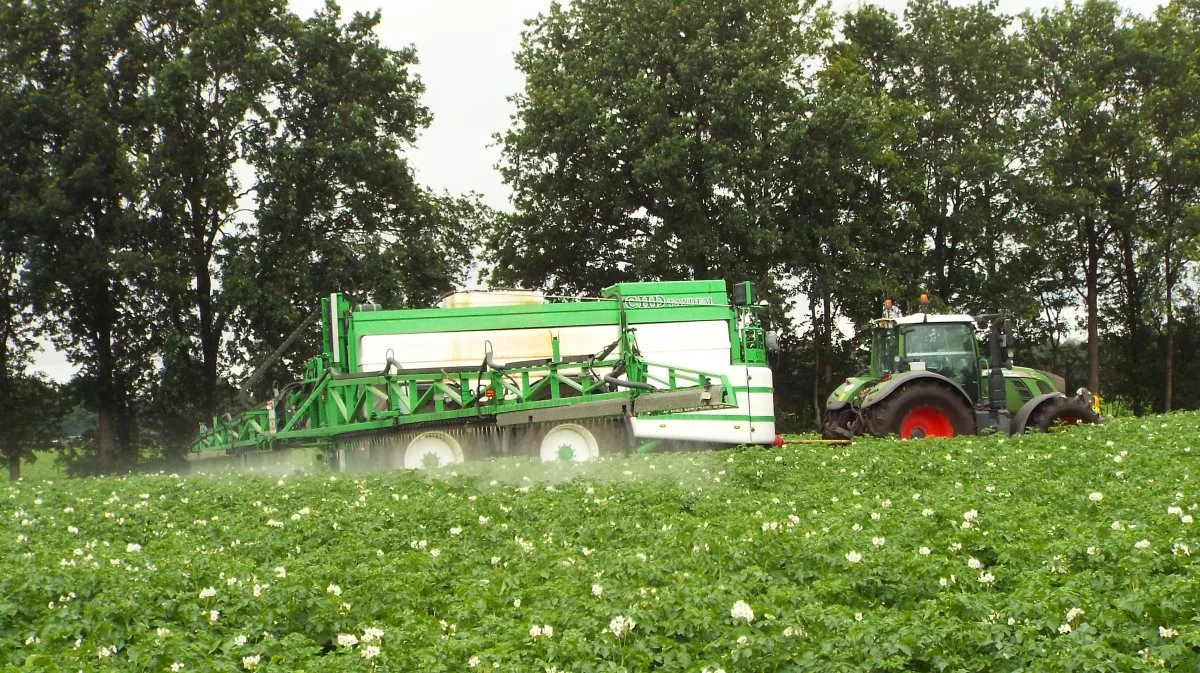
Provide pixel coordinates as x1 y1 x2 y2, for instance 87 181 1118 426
3 413 1198 672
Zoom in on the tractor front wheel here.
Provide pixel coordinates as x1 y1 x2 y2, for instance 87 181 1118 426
821 408 855 440
866 382 975 439
1028 397 1101 433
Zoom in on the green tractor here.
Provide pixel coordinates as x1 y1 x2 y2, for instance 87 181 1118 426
822 307 1101 440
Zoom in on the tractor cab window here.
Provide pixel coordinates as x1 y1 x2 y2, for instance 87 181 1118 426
872 327 899 375
900 323 978 396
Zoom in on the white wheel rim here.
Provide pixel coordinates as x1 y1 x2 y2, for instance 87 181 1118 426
404 432 464 469
539 424 599 463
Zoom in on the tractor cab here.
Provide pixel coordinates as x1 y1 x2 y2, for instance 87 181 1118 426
892 314 981 403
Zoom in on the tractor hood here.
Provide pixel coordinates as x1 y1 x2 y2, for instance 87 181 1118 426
826 375 877 410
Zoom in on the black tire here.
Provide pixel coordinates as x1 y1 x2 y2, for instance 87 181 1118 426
864 381 975 439
821 407 855 440
1027 397 1101 433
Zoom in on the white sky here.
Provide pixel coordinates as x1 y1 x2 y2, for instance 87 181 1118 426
31 0 1161 382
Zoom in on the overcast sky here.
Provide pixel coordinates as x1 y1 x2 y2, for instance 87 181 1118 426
32 0 1161 382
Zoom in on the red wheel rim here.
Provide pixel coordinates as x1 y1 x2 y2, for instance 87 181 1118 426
900 406 955 438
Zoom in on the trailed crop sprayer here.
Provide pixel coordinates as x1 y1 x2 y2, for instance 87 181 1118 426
192 280 777 469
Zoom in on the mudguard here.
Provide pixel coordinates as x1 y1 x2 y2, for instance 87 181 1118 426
825 375 875 412
859 370 974 413
1012 392 1066 434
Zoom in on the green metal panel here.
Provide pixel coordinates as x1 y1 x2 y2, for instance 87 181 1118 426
193 347 739 455
349 300 621 338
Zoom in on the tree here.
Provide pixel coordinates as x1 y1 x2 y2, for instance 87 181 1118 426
0 27 66 479
1135 0 1200 411
0 376 67 481
2 0 478 465
135 2 478 443
216 5 479 408
490 0 830 295
1023 0 1141 397
2 0 161 470
892 0 1038 315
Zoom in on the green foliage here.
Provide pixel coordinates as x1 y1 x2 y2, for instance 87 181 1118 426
0 377 67 481
3 413 1199 670
0 0 482 467
490 0 830 295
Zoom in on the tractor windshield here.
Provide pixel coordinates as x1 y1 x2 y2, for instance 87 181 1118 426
872 327 899 375
902 323 975 358
900 323 979 395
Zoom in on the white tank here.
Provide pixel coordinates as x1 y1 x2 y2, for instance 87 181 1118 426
437 290 545 309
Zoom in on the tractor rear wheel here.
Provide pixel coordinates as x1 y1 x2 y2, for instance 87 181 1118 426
866 382 975 439
1028 397 1101 433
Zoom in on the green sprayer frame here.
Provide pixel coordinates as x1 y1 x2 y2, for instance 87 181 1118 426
193 280 767 457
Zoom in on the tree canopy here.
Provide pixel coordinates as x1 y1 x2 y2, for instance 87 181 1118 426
0 0 481 475
2 0 1199 477
495 0 1200 425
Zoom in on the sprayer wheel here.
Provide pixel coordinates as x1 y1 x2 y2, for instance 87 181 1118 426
403 431 465 469
539 423 600 462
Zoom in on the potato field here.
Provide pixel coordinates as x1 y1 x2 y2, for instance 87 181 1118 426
3 413 1199 672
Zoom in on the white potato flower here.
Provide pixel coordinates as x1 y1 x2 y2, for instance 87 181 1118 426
730 600 754 623
608 615 636 637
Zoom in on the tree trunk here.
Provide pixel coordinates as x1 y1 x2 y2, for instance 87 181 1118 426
93 278 117 472
7 453 18 482
1164 241 1175 413
197 262 220 418
96 406 114 473
1165 311 1175 413
810 296 822 424
1084 217 1101 394
822 294 833 385
1119 228 1143 415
